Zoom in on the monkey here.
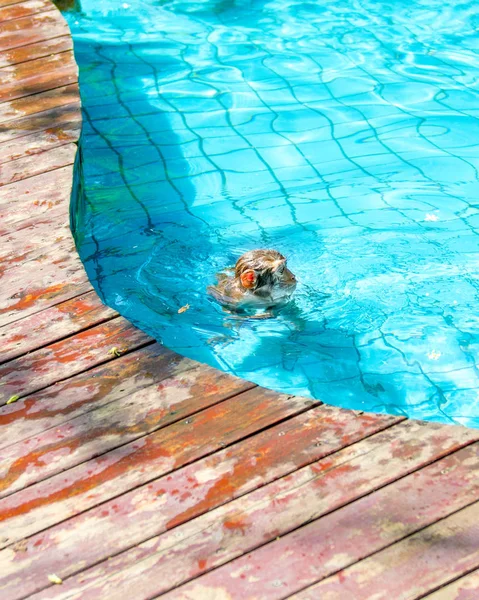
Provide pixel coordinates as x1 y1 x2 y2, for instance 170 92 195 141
208 249 297 314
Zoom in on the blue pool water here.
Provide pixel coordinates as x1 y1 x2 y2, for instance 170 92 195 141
67 0 479 427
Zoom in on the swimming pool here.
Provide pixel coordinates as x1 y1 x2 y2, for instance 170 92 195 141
67 0 479 427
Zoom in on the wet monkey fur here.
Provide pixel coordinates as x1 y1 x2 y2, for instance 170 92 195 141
209 249 297 312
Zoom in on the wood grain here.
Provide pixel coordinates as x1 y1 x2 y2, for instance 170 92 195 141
0 291 116 362
164 443 479 600
423 570 479 600
290 501 479 600
0 343 192 450
0 11 69 52
0 316 152 405
0 406 396 600
0 0 53 22
26 421 477 600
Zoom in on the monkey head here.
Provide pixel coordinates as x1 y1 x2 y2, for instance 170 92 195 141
234 249 296 301
209 249 297 312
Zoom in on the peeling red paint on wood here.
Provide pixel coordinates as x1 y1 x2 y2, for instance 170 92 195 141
1 291 116 362
423 570 479 600
22 421 477 600
0 0 53 22
0 84 78 124
0 143 76 185
165 443 479 600
0 365 253 501
291 501 479 600
0 233 80 284
0 122 80 163
0 406 396 599
0 51 78 103
0 166 75 237
0 316 152 405
0 390 314 559
0 34 72 67
0 11 69 52
0 344 191 450
0 0 29 6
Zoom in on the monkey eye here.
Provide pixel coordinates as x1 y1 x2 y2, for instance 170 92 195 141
277 264 285 274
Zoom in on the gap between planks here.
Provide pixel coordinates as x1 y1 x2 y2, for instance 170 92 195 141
0 405 398 598
6 419 477 600
152 449 479 600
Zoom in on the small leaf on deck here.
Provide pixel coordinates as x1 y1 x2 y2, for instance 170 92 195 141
48 574 63 585
107 347 122 357
6 395 20 404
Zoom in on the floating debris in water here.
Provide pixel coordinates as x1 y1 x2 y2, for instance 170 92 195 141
178 304 190 314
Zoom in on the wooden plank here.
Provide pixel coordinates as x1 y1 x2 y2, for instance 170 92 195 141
164 443 479 600
1 365 254 501
0 406 398 599
0 390 316 558
0 34 72 67
28 421 478 600
0 242 91 327
0 163 72 207
0 165 92 324
0 291 116 362
0 343 192 450
290 501 479 600
0 143 76 184
423 570 479 600
0 121 80 163
0 167 73 241
0 84 78 124
0 0 53 22
0 316 152 406
0 101 81 144
0 214 71 261
0 0 31 8
0 233 81 292
0 51 77 103
0 203 71 240
0 11 69 53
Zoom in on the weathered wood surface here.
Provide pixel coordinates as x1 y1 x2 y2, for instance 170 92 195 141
1 3 479 600
290 501 479 600
0 0 53 22
33 424 477 600
423 570 479 600
0 344 191 449
0 143 76 184
0 317 152 405
164 442 479 600
0 11 69 52
0 291 116 362
0 35 72 68
0 51 78 103
0 84 78 125
0 406 396 599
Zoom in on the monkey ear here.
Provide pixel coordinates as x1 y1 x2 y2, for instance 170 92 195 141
240 269 257 289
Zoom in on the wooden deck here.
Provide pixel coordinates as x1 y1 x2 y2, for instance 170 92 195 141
1 2 479 599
